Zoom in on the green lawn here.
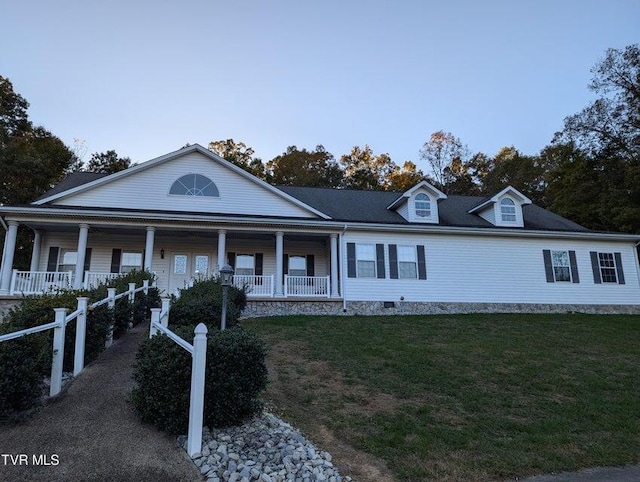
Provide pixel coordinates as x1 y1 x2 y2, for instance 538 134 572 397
243 314 640 481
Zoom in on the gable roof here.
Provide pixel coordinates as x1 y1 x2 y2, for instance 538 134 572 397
468 185 532 214
34 144 330 219
386 180 448 210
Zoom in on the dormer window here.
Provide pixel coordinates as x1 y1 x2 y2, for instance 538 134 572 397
500 198 516 222
169 174 219 197
415 193 431 218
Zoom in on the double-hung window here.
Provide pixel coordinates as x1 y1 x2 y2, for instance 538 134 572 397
415 193 431 218
598 253 618 283
288 255 307 277
500 198 516 222
58 249 77 272
551 250 571 282
356 244 376 278
235 254 255 276
397 245 417 279
121 251 143 273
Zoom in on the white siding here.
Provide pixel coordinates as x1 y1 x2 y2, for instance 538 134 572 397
343 231 640 305
52 152 315 218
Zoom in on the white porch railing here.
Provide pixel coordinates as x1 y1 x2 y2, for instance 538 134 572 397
233 275 274 297
83 271 120 289
284 275 330 297
10 270 73 295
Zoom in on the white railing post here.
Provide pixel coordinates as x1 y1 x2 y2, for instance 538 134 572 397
9 269 18 295
326 275 330 298
143 279 149 295
74 297 88 376
284 275 289 297
128 282 136 302
83 271 89 289
149 308 161 338
161 298 170 328
50 308 68 397
106 287 117 347
270 274 275 297
187 322 208 457
67 271 73 289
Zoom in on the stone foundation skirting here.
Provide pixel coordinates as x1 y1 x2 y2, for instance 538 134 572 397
242 299 640 318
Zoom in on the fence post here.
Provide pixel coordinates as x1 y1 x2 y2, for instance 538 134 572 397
67 270 73 289
161 298 170 328
326 275 330 298
50 308 68 397
10 269 18 295
187 322 208 457
143 279 149 295
284 275 288 297
128 282 136 302
149 308 161 338
74 297 89 376
106 287 117 347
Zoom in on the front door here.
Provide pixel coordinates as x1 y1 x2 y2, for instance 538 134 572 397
168 253 212 295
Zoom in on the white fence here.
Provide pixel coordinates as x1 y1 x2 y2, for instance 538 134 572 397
150 300 207 457
10 270 73 295
83 271 120 289
284 275 330 297
0 280 150 397
233 274 274 297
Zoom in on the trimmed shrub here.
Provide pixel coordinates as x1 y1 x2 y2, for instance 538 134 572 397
170 277 247 330
131 326 267 434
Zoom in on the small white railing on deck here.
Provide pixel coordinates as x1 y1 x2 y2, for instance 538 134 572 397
233 275 274 297
10 270 73 295
284 275 330 297
83 271 120 289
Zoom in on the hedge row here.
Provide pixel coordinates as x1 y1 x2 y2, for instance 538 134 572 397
0 271 159 422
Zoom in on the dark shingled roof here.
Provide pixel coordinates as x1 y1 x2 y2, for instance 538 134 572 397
278 186 589 232
34 173 589 233
36 172 109 201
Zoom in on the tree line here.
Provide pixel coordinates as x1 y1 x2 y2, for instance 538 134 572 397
1 44 638 268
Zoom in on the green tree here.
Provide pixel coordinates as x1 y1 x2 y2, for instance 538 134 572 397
419 131 469 190
386 161 425 191
0 75 76 268
266 145 343 187
340 145 394 190
208 139 265 179
85 150 132 174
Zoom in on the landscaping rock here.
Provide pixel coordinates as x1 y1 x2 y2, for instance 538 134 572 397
185 412 349 482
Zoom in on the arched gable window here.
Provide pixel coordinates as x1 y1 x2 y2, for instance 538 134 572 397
415 193 431 218
500 198 516 222
169 174 219 197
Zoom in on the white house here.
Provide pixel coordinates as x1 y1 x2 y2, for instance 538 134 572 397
1 144 639 316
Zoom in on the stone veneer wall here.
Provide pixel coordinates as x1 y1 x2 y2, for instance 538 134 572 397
0 297 22 322
242 299 640 318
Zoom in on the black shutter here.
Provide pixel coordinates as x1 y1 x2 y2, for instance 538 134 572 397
84 248 92 272
254 253 263 276
569 250 579 283
614 252 625 284
375 244 385 279
47 247 59 272
110 249 122 274
306 254 315 277
227 252 236 270
590 251 602 284
389 244 398 279
283 253 289 282
542 250 554 283
417 245 427 280
347 243 356 278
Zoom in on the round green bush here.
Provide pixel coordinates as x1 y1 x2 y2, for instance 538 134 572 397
131 326 267 434
170 278 247 330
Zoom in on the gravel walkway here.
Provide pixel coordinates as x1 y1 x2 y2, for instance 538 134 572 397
0 322 201 482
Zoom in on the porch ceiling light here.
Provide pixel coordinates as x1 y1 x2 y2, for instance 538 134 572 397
220 264 234 286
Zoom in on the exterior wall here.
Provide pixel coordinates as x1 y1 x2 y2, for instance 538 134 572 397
342 230 640 306
242 300 640 318
52 151 314 218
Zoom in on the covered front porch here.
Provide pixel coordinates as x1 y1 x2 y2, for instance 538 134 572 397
1 220 343 299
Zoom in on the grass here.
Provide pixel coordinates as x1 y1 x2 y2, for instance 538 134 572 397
242 314 640 481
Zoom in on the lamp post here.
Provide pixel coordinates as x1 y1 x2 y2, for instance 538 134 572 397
219 264 234 331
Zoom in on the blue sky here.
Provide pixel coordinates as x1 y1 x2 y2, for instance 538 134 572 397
1 1 638 172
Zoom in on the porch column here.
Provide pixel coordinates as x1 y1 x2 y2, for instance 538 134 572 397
73 224 89 289
217 229 226 273
0 221 19 294
275 231 284 296
330 233 339 297
144 226 155 271
30 230 43 272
